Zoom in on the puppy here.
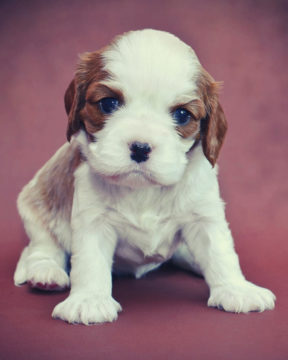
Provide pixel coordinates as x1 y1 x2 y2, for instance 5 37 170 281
14 29 276 324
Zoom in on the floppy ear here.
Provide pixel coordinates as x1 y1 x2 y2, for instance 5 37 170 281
64 51 107 141
198 68 228 166
65 77 85 141
64 79 75 115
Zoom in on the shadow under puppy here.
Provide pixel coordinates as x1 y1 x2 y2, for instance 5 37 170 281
14 29 275 325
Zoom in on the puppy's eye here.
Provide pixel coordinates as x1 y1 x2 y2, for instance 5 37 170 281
98 97 120 114
172 108 192 126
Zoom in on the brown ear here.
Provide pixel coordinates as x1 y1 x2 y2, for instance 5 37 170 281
65 51 107 141
65 77 85 141
64 79 76 115
198 68 228 166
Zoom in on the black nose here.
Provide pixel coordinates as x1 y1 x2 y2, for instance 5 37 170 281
130 142 152 163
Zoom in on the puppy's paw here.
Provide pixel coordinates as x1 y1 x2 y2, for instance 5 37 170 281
14 246 29 286
208 281 276 313
27 259 70 291
14 263 28 286
52 294 122 325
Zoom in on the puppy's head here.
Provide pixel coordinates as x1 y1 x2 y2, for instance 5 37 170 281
65 29 227 188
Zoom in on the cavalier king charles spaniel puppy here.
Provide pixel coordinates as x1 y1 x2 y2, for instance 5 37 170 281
14 29 275 324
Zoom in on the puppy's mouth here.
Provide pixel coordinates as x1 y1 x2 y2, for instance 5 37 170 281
104 169 160 187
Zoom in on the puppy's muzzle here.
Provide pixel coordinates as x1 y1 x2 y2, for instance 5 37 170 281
129 141 152 163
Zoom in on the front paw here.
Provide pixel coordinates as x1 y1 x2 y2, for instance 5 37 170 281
208 281 276 313
52 293 122 325
27 259 70 291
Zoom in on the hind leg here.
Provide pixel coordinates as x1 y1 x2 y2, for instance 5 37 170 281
14 209 70 291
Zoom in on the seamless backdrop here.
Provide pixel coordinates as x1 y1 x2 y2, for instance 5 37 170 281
0 1 287 359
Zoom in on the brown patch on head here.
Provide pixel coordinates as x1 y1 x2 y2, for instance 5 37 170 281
79 84 124 138
65 50 110 141
196 67 227 166
171 99 206 139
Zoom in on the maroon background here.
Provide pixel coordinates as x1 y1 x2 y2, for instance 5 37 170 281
0 0 287 359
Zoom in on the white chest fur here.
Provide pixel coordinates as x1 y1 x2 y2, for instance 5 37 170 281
72 162 189 275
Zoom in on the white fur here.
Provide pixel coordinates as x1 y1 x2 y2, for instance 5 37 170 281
15 29 275 324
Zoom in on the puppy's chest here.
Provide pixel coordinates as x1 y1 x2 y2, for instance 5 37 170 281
107 192 180 262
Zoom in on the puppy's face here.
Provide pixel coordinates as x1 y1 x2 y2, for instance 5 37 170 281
65 30 227 188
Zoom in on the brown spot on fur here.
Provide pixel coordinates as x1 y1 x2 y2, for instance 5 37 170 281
79 84 124 138
171 99 205 139
38 143 83 220
177 120 200 139
197 67 227 166
21 142 83 227
86 83 124 105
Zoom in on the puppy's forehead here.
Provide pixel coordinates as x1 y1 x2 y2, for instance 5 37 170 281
101 30 201 103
